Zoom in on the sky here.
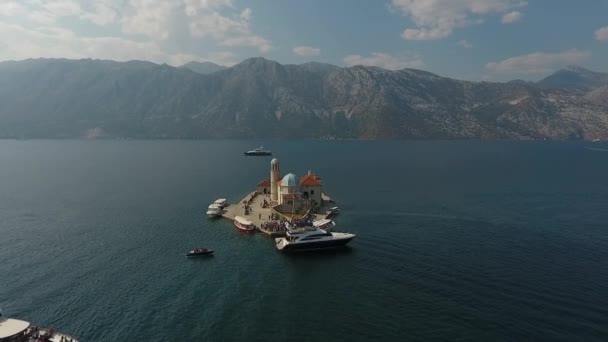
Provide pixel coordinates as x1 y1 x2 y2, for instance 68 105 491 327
0 0 607 81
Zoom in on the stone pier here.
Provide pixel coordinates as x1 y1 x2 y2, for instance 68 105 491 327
221 191 335 237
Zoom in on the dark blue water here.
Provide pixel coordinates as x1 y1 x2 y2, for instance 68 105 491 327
1 140 607 341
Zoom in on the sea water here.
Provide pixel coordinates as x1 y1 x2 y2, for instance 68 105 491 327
1 140 607 341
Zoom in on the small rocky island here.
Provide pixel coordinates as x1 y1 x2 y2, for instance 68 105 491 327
222 158 337 237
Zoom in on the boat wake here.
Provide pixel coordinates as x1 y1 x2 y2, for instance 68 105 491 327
585 147 608 152
354 210 483 223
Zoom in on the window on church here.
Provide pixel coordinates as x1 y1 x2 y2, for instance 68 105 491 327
311 190 315 195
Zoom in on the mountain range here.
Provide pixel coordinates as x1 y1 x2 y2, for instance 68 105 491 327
0 57 607 140
179 61 226 75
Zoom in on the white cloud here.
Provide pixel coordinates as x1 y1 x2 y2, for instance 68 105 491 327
121 0 179 40
0 21 237 66
501 11 522 24
19 0 84 24
343 52 424 70
0 21 162 62
185 2 271 52
595 26 608 42
80 1 118 26
0 1 27 16
0 1 116 26
293 46 321 57
24 12 51 25
41 0 82 17
486 49 590 74
240 8 252 20
457 39 473 48
183 0 234 15
391 0 527 40
5 1 271 52
0 0 266 65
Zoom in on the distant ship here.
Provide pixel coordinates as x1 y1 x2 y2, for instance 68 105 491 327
0 314 78 341
275 225 355 252
244 146 272 156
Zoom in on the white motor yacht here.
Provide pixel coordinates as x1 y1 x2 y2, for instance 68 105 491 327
244 146 272 156
275 225 355 252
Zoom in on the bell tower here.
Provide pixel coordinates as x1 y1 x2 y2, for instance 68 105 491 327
270 158 280 202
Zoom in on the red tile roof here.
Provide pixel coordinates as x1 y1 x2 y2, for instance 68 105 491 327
257 179 270 187
300 173 321 186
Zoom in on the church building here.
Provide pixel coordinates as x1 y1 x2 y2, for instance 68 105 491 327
256 158 323 212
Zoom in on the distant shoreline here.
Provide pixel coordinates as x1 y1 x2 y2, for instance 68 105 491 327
0 137 604 142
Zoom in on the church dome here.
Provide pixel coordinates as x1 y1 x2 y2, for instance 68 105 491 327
281 173 297 187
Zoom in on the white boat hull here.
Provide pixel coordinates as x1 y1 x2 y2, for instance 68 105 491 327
275 232 355 252
206 210 222 218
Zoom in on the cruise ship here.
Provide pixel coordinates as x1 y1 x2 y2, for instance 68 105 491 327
0 315 78 341
275 225 355 252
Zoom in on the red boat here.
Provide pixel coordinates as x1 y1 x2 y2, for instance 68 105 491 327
234 216 256 233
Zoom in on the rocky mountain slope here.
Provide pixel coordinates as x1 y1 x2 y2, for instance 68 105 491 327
0 58 606 140
179 61 226 74
538 65 608 92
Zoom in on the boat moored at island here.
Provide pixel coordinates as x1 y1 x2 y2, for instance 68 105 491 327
326 206 340 217
275 226 355 252
244 146 272 156
206 204 223 218
234 216 256 233
214 198 228 208
312 218 336 231
0 315 79 342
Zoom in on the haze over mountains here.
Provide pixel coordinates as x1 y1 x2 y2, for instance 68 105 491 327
179 61 226 75
0 57 607 140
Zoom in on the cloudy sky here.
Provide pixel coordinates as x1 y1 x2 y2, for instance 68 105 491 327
0 0 607 81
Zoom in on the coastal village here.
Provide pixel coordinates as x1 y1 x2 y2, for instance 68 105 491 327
219 157 338 237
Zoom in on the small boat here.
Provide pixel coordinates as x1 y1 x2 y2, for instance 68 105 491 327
313 218 336 231
244 146 272 156
214 198 228 208
234 216 256 233
326 206 340 216
206 204 223 218
186 248 214 257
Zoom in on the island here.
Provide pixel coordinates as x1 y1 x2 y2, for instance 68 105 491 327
221 158 338 237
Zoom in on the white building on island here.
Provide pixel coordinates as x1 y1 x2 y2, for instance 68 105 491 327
256 158 323 212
